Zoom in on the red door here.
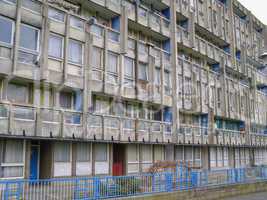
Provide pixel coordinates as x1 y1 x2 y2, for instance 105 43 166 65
113 144 125 176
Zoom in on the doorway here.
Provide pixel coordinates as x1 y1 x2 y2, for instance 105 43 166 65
113 144 126 176
30 145 40 180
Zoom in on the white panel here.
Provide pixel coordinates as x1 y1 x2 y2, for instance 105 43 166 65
76 162 92 176
95 162 109 174
54 162 71 177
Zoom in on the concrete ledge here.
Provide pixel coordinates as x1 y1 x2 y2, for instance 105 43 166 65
121 181 267 200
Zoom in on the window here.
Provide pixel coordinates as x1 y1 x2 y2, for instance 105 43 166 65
22 0 42 13
138 7 147 18
128 39 135 50
138 43 148 55
124 57 134 78
48 34 63 59
141 145 152 162
92 47 102 69
164 70 171 94
54 142 71 162
94 98 110 114
70 16 84 30
0 16 13 45
107 52 118 83
68 39 83 65
95 144 107 162
154 67 161 86
7 83 29 103
19 24 39 64
128 144 138 162
0 0 16 4
124 57 134 87
0 140 24 178
20 24 39 51
48 8 65 22
76 143 91 162
175 146 183 161
60 91 73 109
138 62 148 81
108 52 118 73
91 24 103 37
154 146 164 161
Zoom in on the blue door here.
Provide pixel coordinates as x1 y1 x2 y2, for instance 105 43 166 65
30 146 39 180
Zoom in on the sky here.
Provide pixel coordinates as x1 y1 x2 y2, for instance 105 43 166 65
238 0 267 25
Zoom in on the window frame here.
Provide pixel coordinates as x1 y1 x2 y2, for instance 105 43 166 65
54 142 72 163
48 7 66 23
0 140 26 179
69 15 85 31
48 33 64 60
0 15 15 47
19 23 40 53
138 62 149 81
68 39 84 66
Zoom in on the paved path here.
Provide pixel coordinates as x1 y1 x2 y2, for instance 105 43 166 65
224 192 267 200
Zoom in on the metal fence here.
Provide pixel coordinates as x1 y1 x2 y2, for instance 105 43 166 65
1 166 267 200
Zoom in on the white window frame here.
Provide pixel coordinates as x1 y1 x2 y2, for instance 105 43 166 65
18 23 40 65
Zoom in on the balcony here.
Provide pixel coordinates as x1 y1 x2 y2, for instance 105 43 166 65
178 125 209 145
256 72 267 87
39 108 61 138
215 129 246 146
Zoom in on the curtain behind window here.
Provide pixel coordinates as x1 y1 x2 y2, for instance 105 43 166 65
76 143 90 162
95 144 107 162
68 40 82 65
54 142 71 162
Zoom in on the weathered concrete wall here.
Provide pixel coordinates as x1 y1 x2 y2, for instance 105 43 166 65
122 181 267 200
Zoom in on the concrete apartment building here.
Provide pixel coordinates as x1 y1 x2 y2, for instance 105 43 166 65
0 0 266 180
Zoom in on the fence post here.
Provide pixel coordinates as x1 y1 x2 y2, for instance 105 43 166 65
152 174 155 192
165 172 173 192
191 171 198 188
93 177 101 199
4 182 9 200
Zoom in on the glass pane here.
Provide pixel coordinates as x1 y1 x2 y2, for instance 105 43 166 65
92 47 102 69
108 52 118 73
54 142 71 162
3 140 24 163
0 105 8 117
124 57 134 78
70 16 84 30
76 143 90 162
3 166 23 178
20 24 38 51
91 25 103 36
68 39 83 65
18 51 37 64
48 34 63 58
60 92 72 109
7 83 28 103
48 8 65 22
128 144 138 162
1 0 16 3
0 17 13 44
95 144 107 162
138 63 148 81
14 107 34 120
22 0 41 13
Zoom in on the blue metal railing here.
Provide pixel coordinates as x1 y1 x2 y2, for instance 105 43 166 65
0 166 267 200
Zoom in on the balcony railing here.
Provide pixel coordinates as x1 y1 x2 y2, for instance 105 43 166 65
0 102 266 146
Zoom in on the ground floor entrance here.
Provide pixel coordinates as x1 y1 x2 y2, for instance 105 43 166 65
112 144 126 176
